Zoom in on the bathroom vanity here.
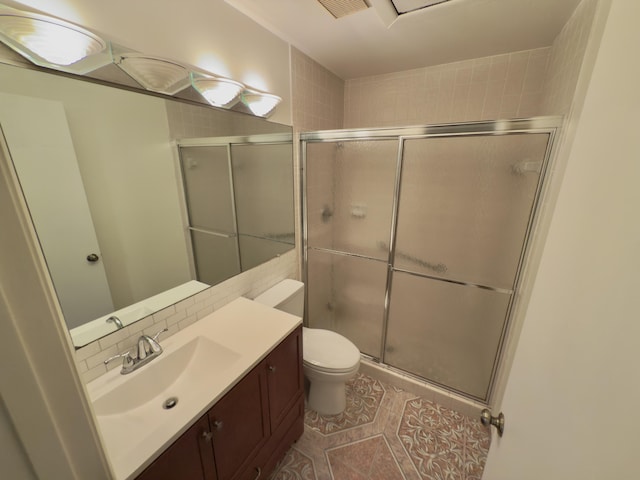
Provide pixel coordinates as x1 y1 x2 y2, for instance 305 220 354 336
87 298 303 480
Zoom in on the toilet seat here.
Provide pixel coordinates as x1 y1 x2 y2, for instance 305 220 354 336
302 328 360 373
303 359 359 375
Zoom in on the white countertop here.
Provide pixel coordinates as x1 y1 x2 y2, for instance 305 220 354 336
86 297 302 480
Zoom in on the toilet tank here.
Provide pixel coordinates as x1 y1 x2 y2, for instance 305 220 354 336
253 279 304 317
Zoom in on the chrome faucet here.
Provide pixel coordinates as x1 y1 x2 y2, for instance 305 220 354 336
137 332 162 360
104 327 168 374
106 315 124 329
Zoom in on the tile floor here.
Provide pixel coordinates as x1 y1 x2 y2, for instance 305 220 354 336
269 373 491 480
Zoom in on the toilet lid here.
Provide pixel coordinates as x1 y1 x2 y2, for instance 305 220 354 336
303 328 360 371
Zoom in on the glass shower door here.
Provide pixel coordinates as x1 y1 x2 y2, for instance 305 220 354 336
179 146 240 285
385 133 550 399
305 140 398 358
231 143 295 271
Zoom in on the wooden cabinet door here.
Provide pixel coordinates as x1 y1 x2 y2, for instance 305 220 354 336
266 327 303 430
209 363 269 480
136 415 216 480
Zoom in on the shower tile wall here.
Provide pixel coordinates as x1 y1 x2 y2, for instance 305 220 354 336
541 0 598 115
291 46 345 132
343 0 598 130
344 47 551 128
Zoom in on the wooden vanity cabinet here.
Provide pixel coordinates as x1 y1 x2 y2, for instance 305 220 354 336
233 326 305 480
135 415 217 480
208 362 270 480
136 326 303 480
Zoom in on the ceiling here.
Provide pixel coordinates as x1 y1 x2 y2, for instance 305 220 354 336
225 0 582 79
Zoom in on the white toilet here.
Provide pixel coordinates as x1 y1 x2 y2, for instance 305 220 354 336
254 279 360 415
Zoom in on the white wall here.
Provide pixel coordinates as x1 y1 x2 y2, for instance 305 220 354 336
0 121 111 478
6 0 292 126
483 1 640 478
0 398 36 480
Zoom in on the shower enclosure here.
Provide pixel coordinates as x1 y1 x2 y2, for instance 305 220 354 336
177 134 295 287
301 117 560 402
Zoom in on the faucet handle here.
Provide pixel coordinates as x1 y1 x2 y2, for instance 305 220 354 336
104 351 135 368
151 327 169 342
137 328 169 359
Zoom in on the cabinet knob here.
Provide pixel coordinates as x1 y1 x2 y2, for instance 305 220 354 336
213 420 223 431
201 431 213 441
267 365 276 373
86 253 99 263
253 467 262 480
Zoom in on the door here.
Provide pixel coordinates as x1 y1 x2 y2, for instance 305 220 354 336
305 139 398 358
385 133 550 400
136 415 216 480
265 327 303 430
0 93 113 329
208 363 269 480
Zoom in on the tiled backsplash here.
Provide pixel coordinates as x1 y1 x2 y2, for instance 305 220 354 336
75 250 298 384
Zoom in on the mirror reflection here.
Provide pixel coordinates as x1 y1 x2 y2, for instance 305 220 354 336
0 62 294 347
179 140 294 285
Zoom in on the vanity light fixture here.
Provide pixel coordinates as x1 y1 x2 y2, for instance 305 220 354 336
241 89 282 118
0 6 109 74
116 54 191 95
190 72 245 108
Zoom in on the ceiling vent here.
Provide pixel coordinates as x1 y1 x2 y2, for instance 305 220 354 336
391 0 450 14
317 0 370 19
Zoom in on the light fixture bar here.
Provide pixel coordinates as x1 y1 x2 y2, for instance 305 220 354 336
191 73 245 108
0 6 109 74
241 90 282 118
116 54 191 95
0 5 282 119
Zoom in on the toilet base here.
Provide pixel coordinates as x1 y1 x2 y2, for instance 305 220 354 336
307 379 347 416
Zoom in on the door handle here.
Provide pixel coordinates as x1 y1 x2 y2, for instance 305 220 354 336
86 253 99 262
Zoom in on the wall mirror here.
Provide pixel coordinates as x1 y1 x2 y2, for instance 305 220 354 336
0 57 294 348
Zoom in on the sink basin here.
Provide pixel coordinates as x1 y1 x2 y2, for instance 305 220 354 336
93 336 241 417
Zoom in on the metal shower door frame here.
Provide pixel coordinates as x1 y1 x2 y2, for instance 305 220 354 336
177 132 294 281
301 116 562 404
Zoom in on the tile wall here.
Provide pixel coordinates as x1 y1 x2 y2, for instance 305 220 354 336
342 0 597 130
165 100 285 138
344 47 551 128
541 0 598 115
291 46 345 132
